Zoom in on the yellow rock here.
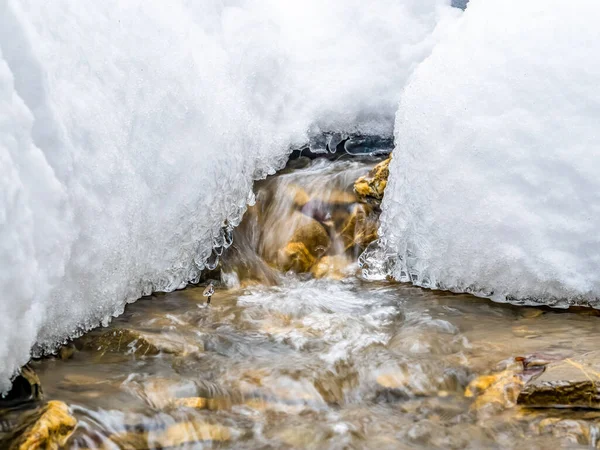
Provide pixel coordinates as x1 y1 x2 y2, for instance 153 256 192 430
464 375 500 398
173 396 231 411
354 156 391 204
465 369 524 415
9 401 77 450
310 255 351 279
277 242 317 273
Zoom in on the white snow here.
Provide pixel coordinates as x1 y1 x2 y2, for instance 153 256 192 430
380 0 600 305
0 0 456 392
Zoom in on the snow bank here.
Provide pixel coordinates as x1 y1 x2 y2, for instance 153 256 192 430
0 0 456 391
380 0 600 305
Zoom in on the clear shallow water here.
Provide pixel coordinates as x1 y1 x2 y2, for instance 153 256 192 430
27 277 600 449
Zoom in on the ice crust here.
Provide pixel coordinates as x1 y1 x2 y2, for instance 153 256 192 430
379 0 600 306
0 0 456 391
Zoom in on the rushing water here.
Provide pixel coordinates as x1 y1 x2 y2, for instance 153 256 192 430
4 159 600 449
23 279 600 449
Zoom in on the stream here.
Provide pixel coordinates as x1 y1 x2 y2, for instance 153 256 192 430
4 158 600 449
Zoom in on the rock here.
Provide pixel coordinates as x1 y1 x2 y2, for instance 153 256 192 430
310 255 351 280
0 365 43 407
106 421 232 448
518 351 600 409
354 157 391 205
173 396 232 411
339 203 378 252
79 328 196 357
534 418 593 446
80 328 160 356
6 401 76 450
289 217 331 257
464 360 529 417
276 215 330 273
277 242 317 273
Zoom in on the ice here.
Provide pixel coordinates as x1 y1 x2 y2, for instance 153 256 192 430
380 0 600 305
0 0 456 391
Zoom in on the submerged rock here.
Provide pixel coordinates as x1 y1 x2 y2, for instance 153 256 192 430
105 421 232 448
278 242 317 273
533 418 597 447
289 217 331 257
465 368 524 416
518 351 600 409
5 401 76 450
277 214 330 273
77 327 197 357
354 156 390 205
340 203 379 252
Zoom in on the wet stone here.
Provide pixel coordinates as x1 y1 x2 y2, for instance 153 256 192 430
3 401 76 450
518 350 600 409
533 418 596 447
340 203 379 253
354 156 390 205
79 328 161 356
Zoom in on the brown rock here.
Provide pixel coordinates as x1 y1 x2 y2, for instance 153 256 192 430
518 351 600 409
354 156 391 205
275 215 330 273
289 217 330 257
340 203 378 252
7 401 76 450
80 328 161 356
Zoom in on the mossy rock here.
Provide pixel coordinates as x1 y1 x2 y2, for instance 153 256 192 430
354 157 391 205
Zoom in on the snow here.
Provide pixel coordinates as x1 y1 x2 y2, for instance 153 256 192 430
380 0 600 306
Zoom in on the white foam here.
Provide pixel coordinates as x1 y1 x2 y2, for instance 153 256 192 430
0 0 456 391
380 0 600 305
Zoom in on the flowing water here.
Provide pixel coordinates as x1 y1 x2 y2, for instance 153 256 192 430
5 159 600 449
